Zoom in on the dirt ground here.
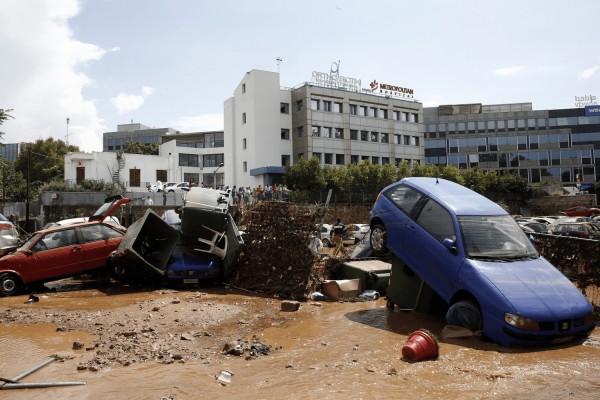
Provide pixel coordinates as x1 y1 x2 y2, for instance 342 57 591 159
1 279 600 400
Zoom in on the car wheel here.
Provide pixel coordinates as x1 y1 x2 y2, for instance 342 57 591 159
322 238 332 247
0 273 21 297
168 190 174 193
445 300 482 331
370 223 387 256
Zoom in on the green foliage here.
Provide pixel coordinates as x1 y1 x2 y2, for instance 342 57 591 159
123 141 159 155
283 159 530 199
0 160 27 201
0 108 14 137
40 179 123 196
14 138 79 188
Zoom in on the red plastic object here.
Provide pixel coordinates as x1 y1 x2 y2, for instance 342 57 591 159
402 330 438 361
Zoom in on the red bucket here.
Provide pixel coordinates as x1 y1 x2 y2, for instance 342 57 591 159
402 329 439 361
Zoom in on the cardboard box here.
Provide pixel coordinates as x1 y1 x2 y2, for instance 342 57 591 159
321 279 362 300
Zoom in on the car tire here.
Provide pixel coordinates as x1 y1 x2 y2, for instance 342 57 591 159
370 223 387 256
446 300 482 331
0 273 21 297
322 238 332 247
168 190 174 193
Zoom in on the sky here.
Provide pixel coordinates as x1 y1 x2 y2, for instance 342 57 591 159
0 0 599 152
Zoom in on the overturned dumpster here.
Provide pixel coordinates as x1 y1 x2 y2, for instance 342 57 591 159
112 187 244 284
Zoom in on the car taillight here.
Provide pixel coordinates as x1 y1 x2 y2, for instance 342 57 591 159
0 223 13 231
580 233 589 238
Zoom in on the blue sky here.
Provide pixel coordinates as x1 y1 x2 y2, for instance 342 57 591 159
0 0 598 152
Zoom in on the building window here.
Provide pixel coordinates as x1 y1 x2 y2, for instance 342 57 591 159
410 113 418 123
507 120 516 131
323 101 332 112
202 154 224 168
349 104 357 115
402 112 409 122
334 102 343 113
280 103 290 114
395 134 401 144
312 152 321 162
311 99 320 110
372 156 379 164
281 129 290 140
361 130 369 141
242 112 247 124
312 126 321 137
351 155 359 164
362 156 369 161
487 120 495 130
350 129 358 140
381 133 389 143
242 83 246 93
369 107 377 117
336 154 345 165
179 153 199 167
379 109 388 119
243 162 247 172
382 157 390 165
282 155 290 166
324 153 333 164
323 127 332 138
467 122 476 132
371 132 379 142
413 136 420 146
359 106 367 116
335 128 344 139
296 126 304 138
296 100 303 111
393 110 400 121
403 135 410 145
156 170 167 182
243 138 247 149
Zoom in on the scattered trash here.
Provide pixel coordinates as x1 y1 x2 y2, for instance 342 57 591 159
24 294 39 304
217 370 234 386
401 329 439 362
440 325 481 339
222 337 272 359
310 292 328 301
0 356 86 390
358 290 380 301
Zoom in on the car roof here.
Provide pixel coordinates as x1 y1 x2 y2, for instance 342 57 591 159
396 177 507 216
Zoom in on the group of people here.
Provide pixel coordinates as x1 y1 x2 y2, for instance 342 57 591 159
230 184 290 206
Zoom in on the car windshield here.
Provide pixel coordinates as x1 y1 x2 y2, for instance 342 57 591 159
18 233 42 252
459 215 538 260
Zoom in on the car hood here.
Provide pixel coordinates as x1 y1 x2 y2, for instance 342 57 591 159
89 195 131 222
469 257 592 318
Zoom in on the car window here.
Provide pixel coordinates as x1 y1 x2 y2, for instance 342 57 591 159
387 185 424 216
80 224 123 243
41 228 78 250
415 199 456 244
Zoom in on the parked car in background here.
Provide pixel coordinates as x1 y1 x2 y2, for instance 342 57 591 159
369 177 595 346
0 213 20 256
552 222 600 240
148 181 164 192
517 221 549 234
0 195 131 296
316 224 355 247
166 182 190 193
347 224 370 243
548 216 591 233
562 206 600 217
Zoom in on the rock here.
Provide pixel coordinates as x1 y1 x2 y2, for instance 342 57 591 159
180 333 194 341
72 341 84 350
281 300 300 312
222 341 244 356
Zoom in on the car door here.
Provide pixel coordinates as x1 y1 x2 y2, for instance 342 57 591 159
382 184 426 256
400 198 463 301
78 224 125 270
29 227 86 280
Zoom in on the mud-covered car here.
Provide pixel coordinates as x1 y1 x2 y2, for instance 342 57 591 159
369 177 595 346
0 195 130 296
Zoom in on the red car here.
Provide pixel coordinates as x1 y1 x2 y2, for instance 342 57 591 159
562 206 600 217
0 195 130 296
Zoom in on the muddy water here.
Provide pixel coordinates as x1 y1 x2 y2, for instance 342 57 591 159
1 290 600 400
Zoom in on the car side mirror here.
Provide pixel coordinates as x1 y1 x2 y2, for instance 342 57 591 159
442 238 458 255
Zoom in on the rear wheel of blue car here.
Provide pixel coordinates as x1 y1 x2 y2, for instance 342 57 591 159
370 223 387 256
0 273 21 297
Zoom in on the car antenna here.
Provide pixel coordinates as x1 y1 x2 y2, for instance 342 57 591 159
436 176 439 184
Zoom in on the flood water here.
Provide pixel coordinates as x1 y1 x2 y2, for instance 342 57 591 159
1 286 599 399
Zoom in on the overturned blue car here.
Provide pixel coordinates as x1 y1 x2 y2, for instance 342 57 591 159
369 177 596 346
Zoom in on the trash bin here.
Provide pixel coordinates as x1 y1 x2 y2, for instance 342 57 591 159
385 255 444 313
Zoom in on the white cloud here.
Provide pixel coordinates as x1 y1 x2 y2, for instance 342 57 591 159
0 0 108 152
170 114 224 132
493 66 526 77
579 66 599 80
110 86 155 115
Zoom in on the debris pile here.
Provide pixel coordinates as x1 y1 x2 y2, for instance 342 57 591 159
229 201 340 299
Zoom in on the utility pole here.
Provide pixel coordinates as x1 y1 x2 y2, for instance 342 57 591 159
25 147 31 231
66 117 70 145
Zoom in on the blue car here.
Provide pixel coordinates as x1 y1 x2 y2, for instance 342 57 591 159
369 177 595 346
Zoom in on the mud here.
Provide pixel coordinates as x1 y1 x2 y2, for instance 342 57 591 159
1 281 599 399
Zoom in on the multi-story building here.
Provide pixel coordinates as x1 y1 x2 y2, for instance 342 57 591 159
103 123 176 152
423 103 600 189
225 69 424 189
0 143 22 162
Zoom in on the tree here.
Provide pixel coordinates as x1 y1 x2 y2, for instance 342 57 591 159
0 108 14 139
284 157 326 191
123 141 159 155
14 138 80 195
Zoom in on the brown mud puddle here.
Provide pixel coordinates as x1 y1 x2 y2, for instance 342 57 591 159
1 286 599 399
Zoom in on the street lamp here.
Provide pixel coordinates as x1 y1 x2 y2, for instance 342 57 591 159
214 162 224 189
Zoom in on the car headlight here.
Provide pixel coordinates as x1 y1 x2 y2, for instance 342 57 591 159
504 313 540 331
